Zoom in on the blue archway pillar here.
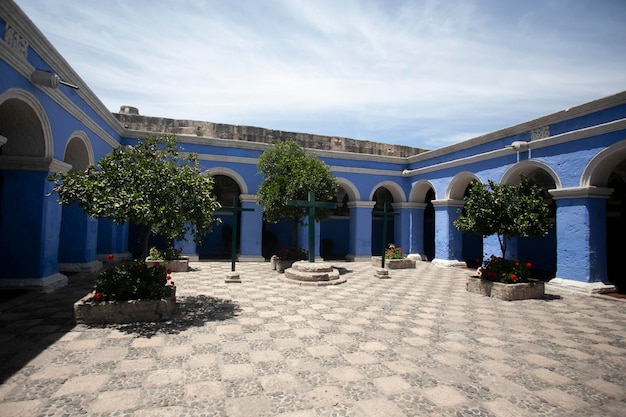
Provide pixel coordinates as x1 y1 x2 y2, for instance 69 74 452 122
58 204 101 272
394 202 422 259
549 187 614 290
406 202 427 260
239 194 265 261
0 168 68 291
431 199 467 267
347 201 375 261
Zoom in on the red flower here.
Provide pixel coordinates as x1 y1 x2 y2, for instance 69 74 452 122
167 269 172 274
167 275 172 280
515 261 520 267
525 262 532 269
170 281 175 286
93 292 102 301
510 274 517 281
171 296 177 302
107 254 114 260
178 247 183 252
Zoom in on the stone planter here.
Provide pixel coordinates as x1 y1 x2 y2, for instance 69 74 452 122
466 276 545 301
145 257 189 272
371 257 416 269
74 289 177 324
275 259 296 273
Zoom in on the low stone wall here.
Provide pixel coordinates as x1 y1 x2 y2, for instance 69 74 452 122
74 293 177 324
371 257 416 269
145 258 189 272
466 276 545 301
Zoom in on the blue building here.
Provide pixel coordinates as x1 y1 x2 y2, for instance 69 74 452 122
1 0 624 294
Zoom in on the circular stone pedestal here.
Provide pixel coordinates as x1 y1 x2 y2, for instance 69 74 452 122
280 261 346 286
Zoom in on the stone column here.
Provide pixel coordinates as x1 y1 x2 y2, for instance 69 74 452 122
58 203 101 272
549 187 614 291
238 194 264 261
347 201 376 261
396 202 427 260
431 199 466 267
0 169 67 290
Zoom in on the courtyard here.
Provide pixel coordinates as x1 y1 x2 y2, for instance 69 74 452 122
0 261 624 416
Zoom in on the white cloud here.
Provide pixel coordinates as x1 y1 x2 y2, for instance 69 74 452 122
14 0 626 149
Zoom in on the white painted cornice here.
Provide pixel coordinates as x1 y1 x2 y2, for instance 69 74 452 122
0 155 71 173
549 187 614 200
347 201 376 209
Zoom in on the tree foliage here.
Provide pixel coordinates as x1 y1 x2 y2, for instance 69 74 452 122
454 176 551 258
256 140 337 247
49 134 221 257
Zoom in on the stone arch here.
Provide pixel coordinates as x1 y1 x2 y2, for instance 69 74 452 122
335 177 360 201
58 132 98 269
63 131 94 171
500 160 558 274
409 179 437 203
206 167 248 195
582 138 626 187
368 180 406 203
500 160 562 189
446 171 482 200
450 173 483 267
0 88 53 159
586 141 626 292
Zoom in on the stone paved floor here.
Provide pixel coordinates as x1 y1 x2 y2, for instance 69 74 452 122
0 261 625 417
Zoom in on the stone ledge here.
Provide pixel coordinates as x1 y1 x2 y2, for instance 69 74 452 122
466 276 545 301
145 258 189 272
74 292 177 324
547 278 616 294
371 257 416 269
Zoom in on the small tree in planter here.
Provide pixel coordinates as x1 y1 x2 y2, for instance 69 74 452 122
49 134 221 259
454 176 551 283
256 140 337 250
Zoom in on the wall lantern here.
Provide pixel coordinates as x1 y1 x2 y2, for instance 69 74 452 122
30 69 79 89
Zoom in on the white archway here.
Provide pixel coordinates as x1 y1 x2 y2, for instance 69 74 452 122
582 138 626 187
369 180 406 203
409 179 437 202
446 171 482 200
205 167 248 194
501 160 562 188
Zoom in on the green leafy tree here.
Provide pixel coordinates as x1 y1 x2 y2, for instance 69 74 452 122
49 134 221 258
257 140 337 248
454 176 551 259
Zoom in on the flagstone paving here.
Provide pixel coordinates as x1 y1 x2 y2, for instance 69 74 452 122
1 261 625 416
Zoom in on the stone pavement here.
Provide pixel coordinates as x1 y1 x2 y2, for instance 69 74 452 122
0 261 625 417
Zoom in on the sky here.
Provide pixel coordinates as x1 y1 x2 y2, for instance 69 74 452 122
14 0 626 149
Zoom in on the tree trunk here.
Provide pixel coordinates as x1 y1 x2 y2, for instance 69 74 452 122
141 224 153 259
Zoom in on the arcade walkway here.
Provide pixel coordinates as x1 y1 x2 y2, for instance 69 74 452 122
1 261 624 416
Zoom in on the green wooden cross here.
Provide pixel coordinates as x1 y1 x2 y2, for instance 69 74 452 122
220 197 254 272
373 202 399 268
286 191 336 262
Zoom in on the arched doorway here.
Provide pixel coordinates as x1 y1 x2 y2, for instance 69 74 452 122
606 160 626 292
58 134 97 269
0 92 63 283
503 166 557 276
371 186 394 255
424 188 435 261
200 174 242 259
320 185 350 259
461 183 483 267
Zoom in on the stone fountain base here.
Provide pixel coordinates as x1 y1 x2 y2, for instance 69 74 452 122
279 261 346 286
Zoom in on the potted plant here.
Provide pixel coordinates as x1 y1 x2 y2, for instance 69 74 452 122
74 256 177 324
454 176 551 300
146 246 189 272
372 244 416 269
272 247 309 272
